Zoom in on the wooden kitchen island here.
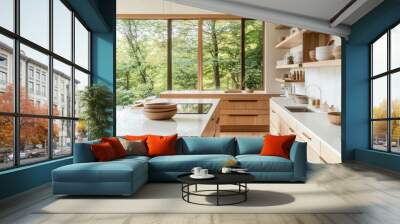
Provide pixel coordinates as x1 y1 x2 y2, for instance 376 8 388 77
161 90 275 132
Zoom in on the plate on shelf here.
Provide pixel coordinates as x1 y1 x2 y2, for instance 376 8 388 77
190 174 215 179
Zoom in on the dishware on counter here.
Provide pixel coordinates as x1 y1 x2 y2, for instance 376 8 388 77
143 102 177 120
327 112 341 125
315 46 334 61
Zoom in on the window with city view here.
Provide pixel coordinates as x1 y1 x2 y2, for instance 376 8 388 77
116 18 263 105
0 0 91 170
371 23 400 153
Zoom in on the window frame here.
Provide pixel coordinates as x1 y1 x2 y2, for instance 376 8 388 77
370 21 400 154
0 0 92 171
117 15 264 91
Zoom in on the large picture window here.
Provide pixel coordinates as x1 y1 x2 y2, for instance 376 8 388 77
116 17 264 105
370 23 400 153
0 0 91 170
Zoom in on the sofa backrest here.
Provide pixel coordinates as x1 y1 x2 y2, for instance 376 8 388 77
235 137 264 155
74 139 100 163
177 137 236 155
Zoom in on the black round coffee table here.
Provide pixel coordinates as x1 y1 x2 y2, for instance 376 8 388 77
177 173 255 206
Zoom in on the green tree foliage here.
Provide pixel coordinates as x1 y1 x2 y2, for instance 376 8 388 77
116 20 167 105
80 84 113 140
116 19 263 104
172 20 198 90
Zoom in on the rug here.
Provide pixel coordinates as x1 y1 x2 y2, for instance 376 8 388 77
38 183 362 214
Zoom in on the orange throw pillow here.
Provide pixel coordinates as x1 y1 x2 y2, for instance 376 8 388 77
260 134 296 159
125 135 149 142
91 142 117 162
101 137 127 158
146 134 178 157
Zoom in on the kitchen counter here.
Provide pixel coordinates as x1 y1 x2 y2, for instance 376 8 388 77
271 97 341 154
116 98 220 137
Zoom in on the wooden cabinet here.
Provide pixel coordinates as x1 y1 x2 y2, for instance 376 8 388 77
161 91 273 132
269 99 340 164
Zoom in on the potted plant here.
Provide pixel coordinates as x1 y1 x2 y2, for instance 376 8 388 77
79 84 113 140
244 74 259 93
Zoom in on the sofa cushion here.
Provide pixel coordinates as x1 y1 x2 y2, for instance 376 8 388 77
91 142 118 161
149 154 235 172
147 134 178 157
53 158 147 183
260 134 296 159
101 137 127 158
179 137 236 155
236 137 263 155
236 155 293 172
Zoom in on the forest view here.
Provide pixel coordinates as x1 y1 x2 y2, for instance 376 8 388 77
116 19 263 105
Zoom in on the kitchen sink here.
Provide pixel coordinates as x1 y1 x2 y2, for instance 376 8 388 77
285 106 315 113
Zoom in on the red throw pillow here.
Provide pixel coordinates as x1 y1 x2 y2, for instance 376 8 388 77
260 134 296 159
146 134 178 157
101 137 127 158
125 135 149 142
91 142 117 162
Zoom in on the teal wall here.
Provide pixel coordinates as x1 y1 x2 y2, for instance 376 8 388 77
0 0 116 200
343 0 400 171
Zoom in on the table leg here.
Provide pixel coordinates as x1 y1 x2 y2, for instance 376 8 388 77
195 184 198 192
217 184 219 206
245 183 247 201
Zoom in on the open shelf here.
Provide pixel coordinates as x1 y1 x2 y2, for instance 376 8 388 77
276 64 301 69
276 59 341 69
303 59 341 68
275 78 304 83
275 30 305 49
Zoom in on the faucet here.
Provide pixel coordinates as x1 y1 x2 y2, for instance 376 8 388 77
305 84 322 101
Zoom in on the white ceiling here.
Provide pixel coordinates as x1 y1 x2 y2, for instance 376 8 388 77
117 0 384 37
224 0 352 23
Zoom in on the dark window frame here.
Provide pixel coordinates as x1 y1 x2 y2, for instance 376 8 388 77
117 17 265 91
370 21 400 154
0 0 92 171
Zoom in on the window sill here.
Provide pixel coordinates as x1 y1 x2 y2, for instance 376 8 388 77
0 156 72 175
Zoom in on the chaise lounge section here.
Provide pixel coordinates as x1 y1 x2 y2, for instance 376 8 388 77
52 137 307 196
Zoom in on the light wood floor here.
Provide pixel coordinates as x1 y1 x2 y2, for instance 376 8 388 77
1 162 400 224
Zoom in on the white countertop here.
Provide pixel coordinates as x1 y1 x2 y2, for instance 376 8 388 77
271 97 341 154
116 98 219 137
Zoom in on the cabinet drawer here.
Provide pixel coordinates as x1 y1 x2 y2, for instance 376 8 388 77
221 99 268 110
220 114 268 126
299 129 320 152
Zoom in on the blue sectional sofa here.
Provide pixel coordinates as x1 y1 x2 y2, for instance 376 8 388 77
52 137 307 196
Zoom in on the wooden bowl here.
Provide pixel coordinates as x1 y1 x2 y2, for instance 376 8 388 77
327 112 341 125
144 109 177 120
144 108 177 113
144 102 177 110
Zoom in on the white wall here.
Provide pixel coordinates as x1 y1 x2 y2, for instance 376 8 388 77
297 67 342 111
117 0 222 14
264 22 287 94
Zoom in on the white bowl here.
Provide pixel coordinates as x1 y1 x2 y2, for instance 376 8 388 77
316 46 334 61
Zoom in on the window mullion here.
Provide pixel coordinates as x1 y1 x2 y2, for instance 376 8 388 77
13 0 21 167
387 30 391 152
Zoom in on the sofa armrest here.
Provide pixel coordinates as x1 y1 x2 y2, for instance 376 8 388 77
73 140 100 163
289 141 307 181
